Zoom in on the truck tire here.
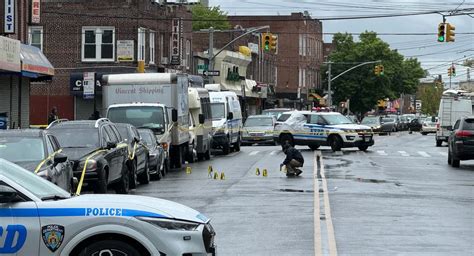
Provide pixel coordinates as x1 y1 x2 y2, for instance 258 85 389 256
436 139 442 147
223 142 230 155
233 137 241 152
171 146 182 169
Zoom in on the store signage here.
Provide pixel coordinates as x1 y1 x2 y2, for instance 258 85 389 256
31 0 40 24
83 72 95 99
0 36 20 72
4 0 15 33
117 40 134 62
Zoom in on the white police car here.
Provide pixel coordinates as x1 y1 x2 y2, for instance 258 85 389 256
274 111 374 151
0 159 216 255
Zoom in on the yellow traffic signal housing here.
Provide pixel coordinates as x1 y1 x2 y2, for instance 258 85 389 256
448 67 452 76
270 34 278 51
262 33 271 51
446 23 455 42
437 23 445 42
374 65 380 75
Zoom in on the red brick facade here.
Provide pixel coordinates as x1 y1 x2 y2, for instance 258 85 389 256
28 0 193 123
228 13 324 100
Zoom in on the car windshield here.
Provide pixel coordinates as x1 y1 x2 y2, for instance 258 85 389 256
262 110 287 119
0 137 45 162
0 159 70 200
138 131 156 147
277 114 291 122
51 128 99 148
244 117 273 127
362 117 380 124
210 103 225 120
322 114 353 125
108 106 165 134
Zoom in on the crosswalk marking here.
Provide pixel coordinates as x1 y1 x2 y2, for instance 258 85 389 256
418 151 431 157
377 150 388 156
249 151 260 156
398 151 410 157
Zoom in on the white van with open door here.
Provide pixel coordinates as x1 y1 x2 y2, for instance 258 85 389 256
188 87 212 161
209 91 242 154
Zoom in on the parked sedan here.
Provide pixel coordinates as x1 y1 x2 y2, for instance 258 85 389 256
421 117 438 135
242 115 276 145
0 129 74 192
448 116 474 167
115 123 150 188
380 117 397 134
408 118 423 132
138 128 166 180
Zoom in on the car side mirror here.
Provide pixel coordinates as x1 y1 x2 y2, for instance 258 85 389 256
106 141 117 149
227 112 234 120
171 109 178 123
0 185 17 203
198 114 205 125
53 153 68 166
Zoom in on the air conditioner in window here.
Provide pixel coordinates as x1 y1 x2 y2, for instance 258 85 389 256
160 57 169 65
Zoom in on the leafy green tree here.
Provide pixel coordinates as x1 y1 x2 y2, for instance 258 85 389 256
324 32 425 116
191 4 231 31
418 82 443 115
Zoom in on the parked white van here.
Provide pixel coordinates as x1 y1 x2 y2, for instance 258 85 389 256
436 90 473 146
208 91 242 154
188 87 212 161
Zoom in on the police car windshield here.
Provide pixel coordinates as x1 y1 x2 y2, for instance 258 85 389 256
322 114 353 125
52 128 99 148
244 117 273 127
0 159 70 200
211 103 225 120
0 137 45 162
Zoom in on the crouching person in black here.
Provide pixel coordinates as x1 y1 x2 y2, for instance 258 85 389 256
280 143 304 177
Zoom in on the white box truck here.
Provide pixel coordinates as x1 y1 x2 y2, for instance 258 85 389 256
102 73 191 169
436 91 473 146
188 87 213 161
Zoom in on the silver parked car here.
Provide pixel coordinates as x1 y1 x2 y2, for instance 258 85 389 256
242 115 277 145
421 117 438 135
138 128 166 180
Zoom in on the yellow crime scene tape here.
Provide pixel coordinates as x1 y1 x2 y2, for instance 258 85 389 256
128 142 138 160
34 149 63 174
75 149 107 196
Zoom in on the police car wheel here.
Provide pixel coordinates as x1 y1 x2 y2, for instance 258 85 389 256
329 135 342 152
78 240 141 256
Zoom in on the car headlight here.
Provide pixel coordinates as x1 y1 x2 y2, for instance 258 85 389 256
78 159 97 170
137 217 200 231
344 129 356 133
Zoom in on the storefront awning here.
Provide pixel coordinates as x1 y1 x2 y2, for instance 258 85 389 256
20 44 54 78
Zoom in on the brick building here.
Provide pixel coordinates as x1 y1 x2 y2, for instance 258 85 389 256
193 30 277 115
228 13 324 108
1 0 55 128
29 0 193 124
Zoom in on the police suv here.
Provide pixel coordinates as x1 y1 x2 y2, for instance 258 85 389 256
0 159 216 255
274 111 374 151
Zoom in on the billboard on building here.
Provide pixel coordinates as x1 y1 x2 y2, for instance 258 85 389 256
117 40 134 62
0 36 20 72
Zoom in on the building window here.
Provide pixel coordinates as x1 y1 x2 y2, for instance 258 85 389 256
82 27 115 62
28 26 43 51
138 28 146 62
149 31 155 64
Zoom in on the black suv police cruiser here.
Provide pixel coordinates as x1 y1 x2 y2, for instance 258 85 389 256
47 118 130 194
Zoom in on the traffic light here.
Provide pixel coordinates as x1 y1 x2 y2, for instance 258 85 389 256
262 33 271 51
448 67 453 76
379 65 384 75
270 34 278 51
374 65 380 75
446 23 455 42
437 23 445 42
452 66 456 76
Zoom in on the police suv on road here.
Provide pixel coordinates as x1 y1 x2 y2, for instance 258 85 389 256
0 159 216 255
274 111 374 151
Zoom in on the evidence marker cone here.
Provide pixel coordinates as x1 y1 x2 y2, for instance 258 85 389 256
220 172 225 180
262 169 268 177
256 168 260 176
186 166 192 174
213 171 219 179
208 165 213 177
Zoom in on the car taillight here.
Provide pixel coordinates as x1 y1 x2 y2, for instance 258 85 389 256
455 130 474 138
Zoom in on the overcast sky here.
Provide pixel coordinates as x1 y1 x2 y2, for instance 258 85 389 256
209 0 474 85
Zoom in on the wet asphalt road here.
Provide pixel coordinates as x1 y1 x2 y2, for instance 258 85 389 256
131 131 474 255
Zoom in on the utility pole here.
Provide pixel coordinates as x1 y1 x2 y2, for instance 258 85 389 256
208 27 214 84
327 62 332 107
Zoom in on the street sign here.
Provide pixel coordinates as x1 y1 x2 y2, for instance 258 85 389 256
203 70 220 77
